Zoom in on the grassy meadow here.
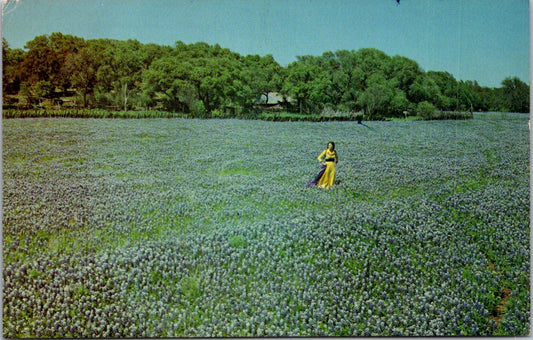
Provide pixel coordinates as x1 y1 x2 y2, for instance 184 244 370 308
2 113 530 337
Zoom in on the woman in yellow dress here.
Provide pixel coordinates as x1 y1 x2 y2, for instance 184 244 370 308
315 141 338 189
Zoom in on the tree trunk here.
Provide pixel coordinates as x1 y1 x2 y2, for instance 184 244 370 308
123 83 128 111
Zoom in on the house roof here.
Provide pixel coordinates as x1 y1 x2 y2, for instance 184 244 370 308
257 92 295 105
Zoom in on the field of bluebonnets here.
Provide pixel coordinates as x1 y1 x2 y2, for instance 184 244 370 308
3 113 530 337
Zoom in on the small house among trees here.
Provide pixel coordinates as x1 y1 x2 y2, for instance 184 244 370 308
255 92 296 111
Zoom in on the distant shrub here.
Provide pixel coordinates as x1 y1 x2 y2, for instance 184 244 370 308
417 101 436 119
431 111 474 120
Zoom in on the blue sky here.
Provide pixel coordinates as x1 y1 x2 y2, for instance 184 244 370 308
1 0 529 87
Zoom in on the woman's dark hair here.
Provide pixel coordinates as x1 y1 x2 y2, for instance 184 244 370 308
328 141 335 151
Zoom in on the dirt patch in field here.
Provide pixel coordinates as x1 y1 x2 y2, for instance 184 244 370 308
491 287 511 326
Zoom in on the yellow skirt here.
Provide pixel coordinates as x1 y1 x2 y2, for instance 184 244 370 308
318 161 335 189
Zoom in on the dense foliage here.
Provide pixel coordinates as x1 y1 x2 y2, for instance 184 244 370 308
1 108 474 121
1 108 188 119
2 33 530 118
3 114 529 337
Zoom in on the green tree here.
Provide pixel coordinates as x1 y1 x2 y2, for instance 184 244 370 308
143 41 248 115
32 80 55 100
62 47 99 107
241 54 283 111
462 80 486 111
388 55 422 95
332 48 392 113
311 51 349 111
89 39 171 110
19 33 85 91
351 48 391 89
389 89 410 117
282 56 324 114
501 77 529 113
142 56 198 112
19 83 33 108
357 73 395 118
426 71 458 110
409 74 441 105
48 32 87 90
94 39 149 110
334 50 362 111
456 81 474 112
19 45 60 84
2 39 26 94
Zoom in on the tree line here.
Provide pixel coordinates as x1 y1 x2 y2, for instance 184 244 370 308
2 32 529 119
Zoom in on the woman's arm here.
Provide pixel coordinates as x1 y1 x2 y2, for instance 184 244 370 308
317 149 327 164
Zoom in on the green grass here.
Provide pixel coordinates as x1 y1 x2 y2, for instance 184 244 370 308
181 276 202 301
219 168 257 176
229 235 248 249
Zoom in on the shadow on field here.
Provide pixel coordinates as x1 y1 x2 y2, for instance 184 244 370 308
358 120 378 132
